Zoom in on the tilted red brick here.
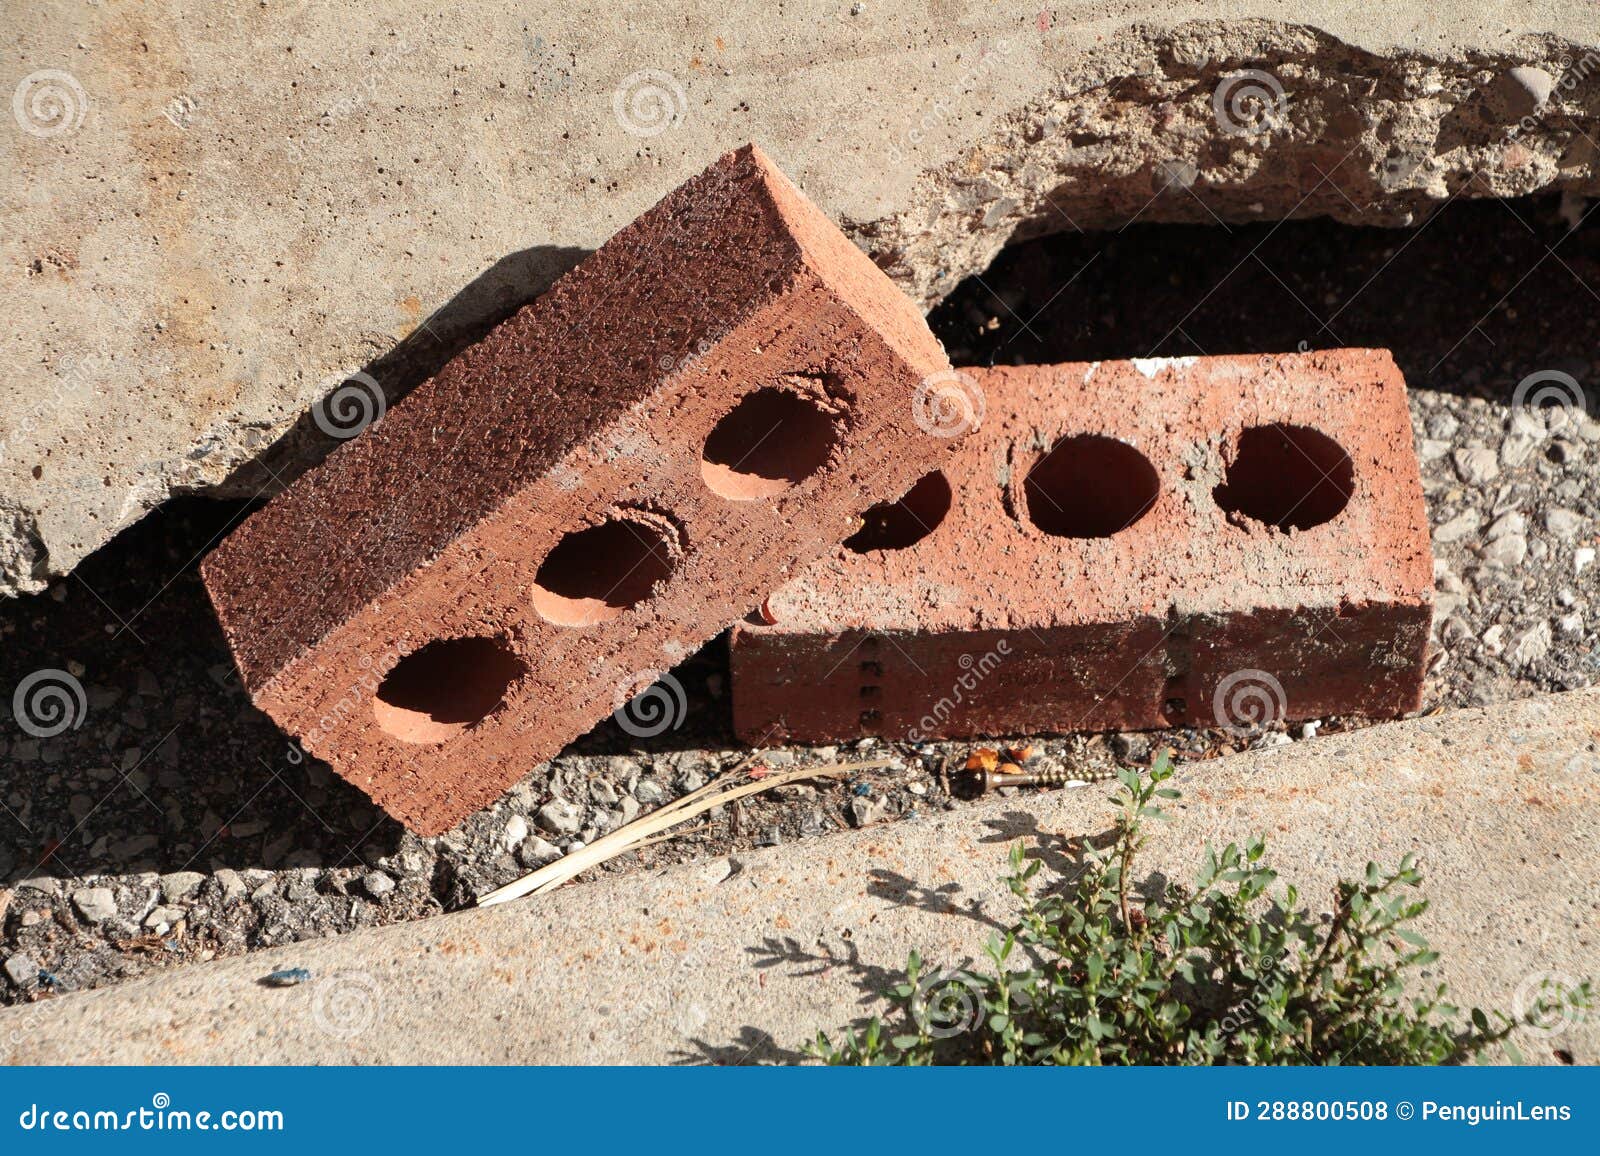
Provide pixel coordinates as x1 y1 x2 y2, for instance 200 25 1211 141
730 350 1433 744
202 144 956 834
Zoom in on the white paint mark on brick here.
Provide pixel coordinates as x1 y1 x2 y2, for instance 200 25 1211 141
1131 356 1199 378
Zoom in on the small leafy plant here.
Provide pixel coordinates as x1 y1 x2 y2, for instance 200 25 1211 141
810 754 1591 1065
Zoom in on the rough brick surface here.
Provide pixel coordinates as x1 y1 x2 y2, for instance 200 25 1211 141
730 350 1433 743
201 144 955 835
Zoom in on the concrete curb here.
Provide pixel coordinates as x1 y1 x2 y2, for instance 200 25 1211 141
2 689 1596 1064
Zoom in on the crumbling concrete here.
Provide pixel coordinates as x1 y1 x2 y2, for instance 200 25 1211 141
1 689 1593 1064
5 3 1600 595
732 351 1431 743
200 144 954 835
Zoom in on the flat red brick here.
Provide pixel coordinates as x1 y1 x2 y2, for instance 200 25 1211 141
201 144 956 835
730 350 1433 744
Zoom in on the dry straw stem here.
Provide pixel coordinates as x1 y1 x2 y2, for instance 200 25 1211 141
477 758 893 908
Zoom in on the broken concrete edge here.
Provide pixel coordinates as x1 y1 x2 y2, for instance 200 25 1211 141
2 688 1593 1065
6 5 1600 596
860 19 1600 306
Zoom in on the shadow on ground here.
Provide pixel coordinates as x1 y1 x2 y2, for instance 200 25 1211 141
676 814 1134 1065
932 192 1599 413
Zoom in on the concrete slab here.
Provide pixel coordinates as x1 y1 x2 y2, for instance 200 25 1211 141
2 688 1595 1064
5 2 1600 595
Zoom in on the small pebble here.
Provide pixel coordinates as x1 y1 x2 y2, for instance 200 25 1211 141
4 953 38 987
144 906 184 931
214 869 247 903
536 798 582 836
71 887 117 924
360 872 396 900
849 795 889 827
517 837 562 868
159 871 206 904
1452 445 1499 485
1508 621 1553 667
1544 508 1585 539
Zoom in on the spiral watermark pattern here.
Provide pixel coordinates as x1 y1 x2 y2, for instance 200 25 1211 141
913 970 986 1039
1212 69 1287 138
12 668 88 738
311 371 386 439
311 971 381 1040
1212 668 1287 736
1512 970 1585 1038
151 1092 171 1110
612 668 687 738
913 369 985 438
612 69 686 137
13 69 88 137
1511 370 1589 436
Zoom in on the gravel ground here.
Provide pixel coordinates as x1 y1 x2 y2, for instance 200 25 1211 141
2 193 1596 1008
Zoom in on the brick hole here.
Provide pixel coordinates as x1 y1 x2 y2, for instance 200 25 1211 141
700 386 840 500
1023 434 1159 538
859 708 884 730
844 470 952 552
1215 423 1353 531
373 637 524 745
531 514 677 626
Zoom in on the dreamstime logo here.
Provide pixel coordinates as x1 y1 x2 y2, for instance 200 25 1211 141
1 992 60 1061
913 970 986 1039
311 971 381 1040
311 371 386 439
913 370 985 438
0 348 109 467
884 38 1014 169
1511 370 1589 436
283 34 417 163
12 668 87 738
13 69 88 137
292 642 405 759
656 324 732 377
1507 52 1600 140
1512 970 1585 1038
612 69 686 137
907 639 1011 742
1212 69 1288 137
1211 949 1292 1040
1212 668 1286 736
612 668 688 738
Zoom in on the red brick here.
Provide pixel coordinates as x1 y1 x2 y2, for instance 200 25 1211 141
201 144 956 835
730 350 1433 744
